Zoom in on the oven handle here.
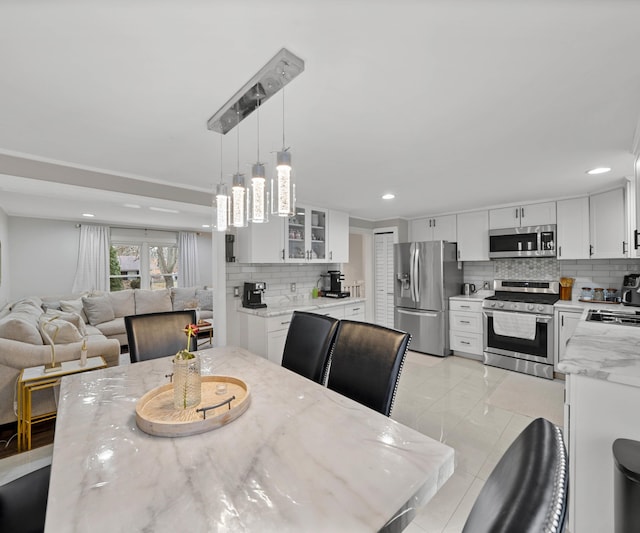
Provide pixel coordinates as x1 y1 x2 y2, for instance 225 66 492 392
482 310 552 323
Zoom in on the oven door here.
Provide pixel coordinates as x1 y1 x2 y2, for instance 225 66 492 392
483 310 553 365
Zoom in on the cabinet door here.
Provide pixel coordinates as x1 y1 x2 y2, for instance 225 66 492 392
520 201 556 226
556 311 581 370
236 217 285 263
590 188 627 258
344 303 365 321
328 209 349 263
267 328 289 366
285 208 307 262
308 207 328 262
409 218 432 242
557 197 590 260
432 215 457 242
456 210 489 261
489 206 520 229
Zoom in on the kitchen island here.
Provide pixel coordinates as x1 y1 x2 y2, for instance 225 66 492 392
558 308 640 533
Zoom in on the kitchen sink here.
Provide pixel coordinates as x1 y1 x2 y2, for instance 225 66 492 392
586 309 640 327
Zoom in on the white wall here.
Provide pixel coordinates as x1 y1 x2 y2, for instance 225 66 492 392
9 217 79 299
197 232 213 287
0 207 9 307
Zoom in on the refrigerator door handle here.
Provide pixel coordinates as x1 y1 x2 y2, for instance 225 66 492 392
409 244 417 302
397 309 439 318
413 246 420 302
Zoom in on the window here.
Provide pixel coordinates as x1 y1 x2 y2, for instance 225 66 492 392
109 229 179 291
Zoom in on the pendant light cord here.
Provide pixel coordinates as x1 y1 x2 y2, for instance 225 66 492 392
282 86 286 150
256 96 261 163
219 135 223 184
236 107 240 174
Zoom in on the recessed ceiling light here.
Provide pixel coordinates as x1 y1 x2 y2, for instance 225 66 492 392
586 167 611 175
124 203 141 209
149 207 180 214
201 224 210 228
82 213 95 217
382 193 395 200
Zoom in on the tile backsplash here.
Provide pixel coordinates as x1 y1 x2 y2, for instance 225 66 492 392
464 258 640 291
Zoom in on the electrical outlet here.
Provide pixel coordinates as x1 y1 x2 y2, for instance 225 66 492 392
290 282 296 292
483 281 491 290
233 286 240 297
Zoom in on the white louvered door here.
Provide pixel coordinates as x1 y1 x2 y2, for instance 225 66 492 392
374 232 395 328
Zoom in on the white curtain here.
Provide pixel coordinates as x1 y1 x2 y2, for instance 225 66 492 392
71 225 110 293
178 231 200 288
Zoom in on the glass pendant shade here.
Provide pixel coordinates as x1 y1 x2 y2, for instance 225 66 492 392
249 163 269 223
231 173 249 228
272 150 295 216
214 183 230 232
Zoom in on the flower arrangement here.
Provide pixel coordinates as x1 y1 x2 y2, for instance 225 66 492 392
173 324 202 409
175 323 199 360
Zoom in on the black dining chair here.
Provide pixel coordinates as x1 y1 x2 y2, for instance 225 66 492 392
281 311 339 384
325 320 410 416
125 310 197 363
0 464 51 533
462 417 568 533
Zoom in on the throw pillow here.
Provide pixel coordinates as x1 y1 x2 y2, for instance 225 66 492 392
43 309 87 337
82 295 116 326
108 289 135 318
171 287 197 311
0 316 43 345
0 302 11 321
135 289 172 314
60 298 89 323
196 288 214 311
38 315 83 345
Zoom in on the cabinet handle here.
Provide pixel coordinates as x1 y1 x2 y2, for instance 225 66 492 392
433 218 436 227
460 305 471 309
623 241 627 255
515 208 519 219
589 244 594 256
457 250 460 259
558 245 562 257
428 219 432 228
460 320 471 324
330 251 333 261
352 307 360 312
521 207 524 218
460 341 471 345
280 321 291 326
561 316 564 327
282 249 285 260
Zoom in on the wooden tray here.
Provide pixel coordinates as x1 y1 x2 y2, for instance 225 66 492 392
578 299 620 305
135 375 250 437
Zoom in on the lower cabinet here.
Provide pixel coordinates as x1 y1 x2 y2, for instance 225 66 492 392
449 298 483 359
554 309 581 372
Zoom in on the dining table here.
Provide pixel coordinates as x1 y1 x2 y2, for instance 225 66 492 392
44 346 454 532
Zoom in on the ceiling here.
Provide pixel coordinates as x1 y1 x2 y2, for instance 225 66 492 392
1 0 639 231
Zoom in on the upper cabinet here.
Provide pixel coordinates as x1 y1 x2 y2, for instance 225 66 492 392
489 201 556 229
286 206 328 262
410 215 457 242
556 197 590 260
456 210 489 261
327 210 349 263
236 217 285 263
589 187 627 259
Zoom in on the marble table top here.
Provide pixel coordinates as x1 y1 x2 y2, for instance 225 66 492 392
558 308 640 388
45 346 454 532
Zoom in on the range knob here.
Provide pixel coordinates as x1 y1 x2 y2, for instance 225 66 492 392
537 305 545 312
497 302 505 308
489 302 497 308
527 304 534 311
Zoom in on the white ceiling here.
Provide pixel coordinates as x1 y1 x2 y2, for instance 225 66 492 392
0 0 639 230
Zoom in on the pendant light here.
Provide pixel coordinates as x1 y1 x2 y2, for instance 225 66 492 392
214 136 230 232
230 108 249 228
272 86 295 217
249 94 269 223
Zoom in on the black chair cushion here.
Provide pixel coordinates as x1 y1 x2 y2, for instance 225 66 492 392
0 465 51 533
326 320 410 416
462 417 568 533
125 310 197 363
281 311 339 383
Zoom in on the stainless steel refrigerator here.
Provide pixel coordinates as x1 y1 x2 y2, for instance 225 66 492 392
394 241 462 356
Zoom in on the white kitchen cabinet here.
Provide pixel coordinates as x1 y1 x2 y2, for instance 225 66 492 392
327 209 349 263
285 205 328 263
556 197 590 260
456 210 489 261
589 187 627 258
243 312 293 365
554 309 581 371
343 302 365 321
489 201 556 229
410 215 457 242
448 298 483 359
236 217 285 263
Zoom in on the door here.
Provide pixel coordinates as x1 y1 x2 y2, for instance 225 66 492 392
395 308 446 356
374 231 395 327
416 241 444 311
393 242 415 310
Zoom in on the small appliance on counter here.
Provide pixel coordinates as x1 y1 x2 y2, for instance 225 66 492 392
322 270 350 298
242 282 267 309
622 274 640 306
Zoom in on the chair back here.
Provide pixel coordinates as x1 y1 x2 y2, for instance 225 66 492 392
462 417 568 533
125 310 197 363
281 311 339 383
326 320 410 416
0 464 51 533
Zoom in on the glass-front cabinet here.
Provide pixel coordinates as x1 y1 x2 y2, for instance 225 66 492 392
285 206 327 262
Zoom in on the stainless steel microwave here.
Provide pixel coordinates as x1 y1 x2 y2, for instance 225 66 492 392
488 225 556 258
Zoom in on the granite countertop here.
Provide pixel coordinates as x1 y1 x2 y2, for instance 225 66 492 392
237 296 367 318
554 299 626 312
558 305 640 388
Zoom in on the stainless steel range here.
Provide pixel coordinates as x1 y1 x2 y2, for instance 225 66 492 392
482 279 560 379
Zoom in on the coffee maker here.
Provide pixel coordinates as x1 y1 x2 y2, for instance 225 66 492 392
242 282 267 309
622 274 640 306
323 270 350 298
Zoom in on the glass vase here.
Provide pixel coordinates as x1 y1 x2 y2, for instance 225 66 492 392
173 355 201 409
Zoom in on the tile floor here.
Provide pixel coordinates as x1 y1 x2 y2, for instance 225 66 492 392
390 351 565 533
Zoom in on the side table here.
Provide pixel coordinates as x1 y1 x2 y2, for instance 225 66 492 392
196 320 214 348
17 356 107 452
